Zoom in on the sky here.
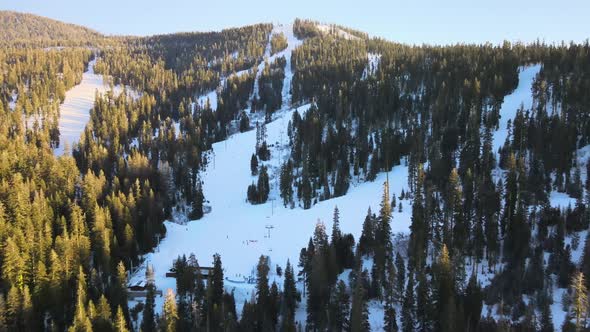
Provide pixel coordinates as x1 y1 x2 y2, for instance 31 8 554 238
1 0 589 45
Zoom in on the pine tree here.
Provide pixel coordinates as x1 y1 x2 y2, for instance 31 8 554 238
331 206 344 273
115 306 129 332
358 208 375 256
280 160 294 207
329 280 350 332
306 223 330 330
282 260 298 331
463 273 483 332
434 245 456 332
0 294 7 332
375 179 393 293
408 164 426 271
6 286 20 332
581 232 590 289
257 165 270 203
255 255 271 330
571 271 588 330
70 266 92 332
114 261 128 313
540 299 554 332
190 180 204 220
142 267 157 332
22 286 34 332
93 295 112 331
415 270 432 332
395 253 406 304
401 271 415 332
163 289 178 332
251 154 259 176
383 302 398 332
207 253 224 329
350 274 370 332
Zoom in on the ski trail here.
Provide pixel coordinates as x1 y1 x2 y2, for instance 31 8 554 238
492 64 541 157
130 23 413 323
55 58 123 156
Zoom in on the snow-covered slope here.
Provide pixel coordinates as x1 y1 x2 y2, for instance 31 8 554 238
54 58 123 156
130 23 413 325
134 103 412 314
316 24 361 41
492 64 541 156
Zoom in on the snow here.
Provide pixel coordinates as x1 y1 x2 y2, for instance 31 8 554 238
363 53 382 79
489 62 585 329
54 58 121 156
130 23 413 325
197 89 218 111
134 101 412 314
549 191 577 209
492 64 541 157
316 24 361 41
250 22 302 107
53 57 139 156
8 92 17 111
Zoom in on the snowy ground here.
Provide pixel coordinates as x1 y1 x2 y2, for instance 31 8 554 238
492 64 541 156
132 101 412 321
490 63 590 328
363 53 382 79
129 32 578 331
316 23 361 41
130 22 413 329
54 58 125 156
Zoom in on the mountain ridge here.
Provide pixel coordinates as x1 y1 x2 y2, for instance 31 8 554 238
0 10 104 45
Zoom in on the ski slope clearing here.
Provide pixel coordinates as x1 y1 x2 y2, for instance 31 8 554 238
362 53 382 80
317 24 361 41
133 103 412 315
131 23 413 325
488 63 588 328
492 64 541 156
55 58 125 156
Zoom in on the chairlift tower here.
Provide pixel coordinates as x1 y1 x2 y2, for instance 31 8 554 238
265 224 275 238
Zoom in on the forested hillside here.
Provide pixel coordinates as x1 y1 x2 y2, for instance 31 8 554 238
0 11 103 46
1 12 590 332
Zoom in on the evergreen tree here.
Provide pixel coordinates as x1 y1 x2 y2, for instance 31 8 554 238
115 306 129 332
142 265 157 332
329 280 350 332
70 267 92 332
540 299 554 332
401 271 415 332
434 245 456 332
358 208 375 256
395 253 406 304
257 165 270 203
375 179 393 293
282 260 298 331
251 154 259 176
163 289 178 332
255 255 272 331
415 270 432 332
350 274 370 332
571 271 588 330
463 273 483 332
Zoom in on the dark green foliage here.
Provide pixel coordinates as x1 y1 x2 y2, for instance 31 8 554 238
270 32 288 55
350 273 370 332
258 57 286 118
251 153 259 175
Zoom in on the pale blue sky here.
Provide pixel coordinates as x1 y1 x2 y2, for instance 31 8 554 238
1 0 588 45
